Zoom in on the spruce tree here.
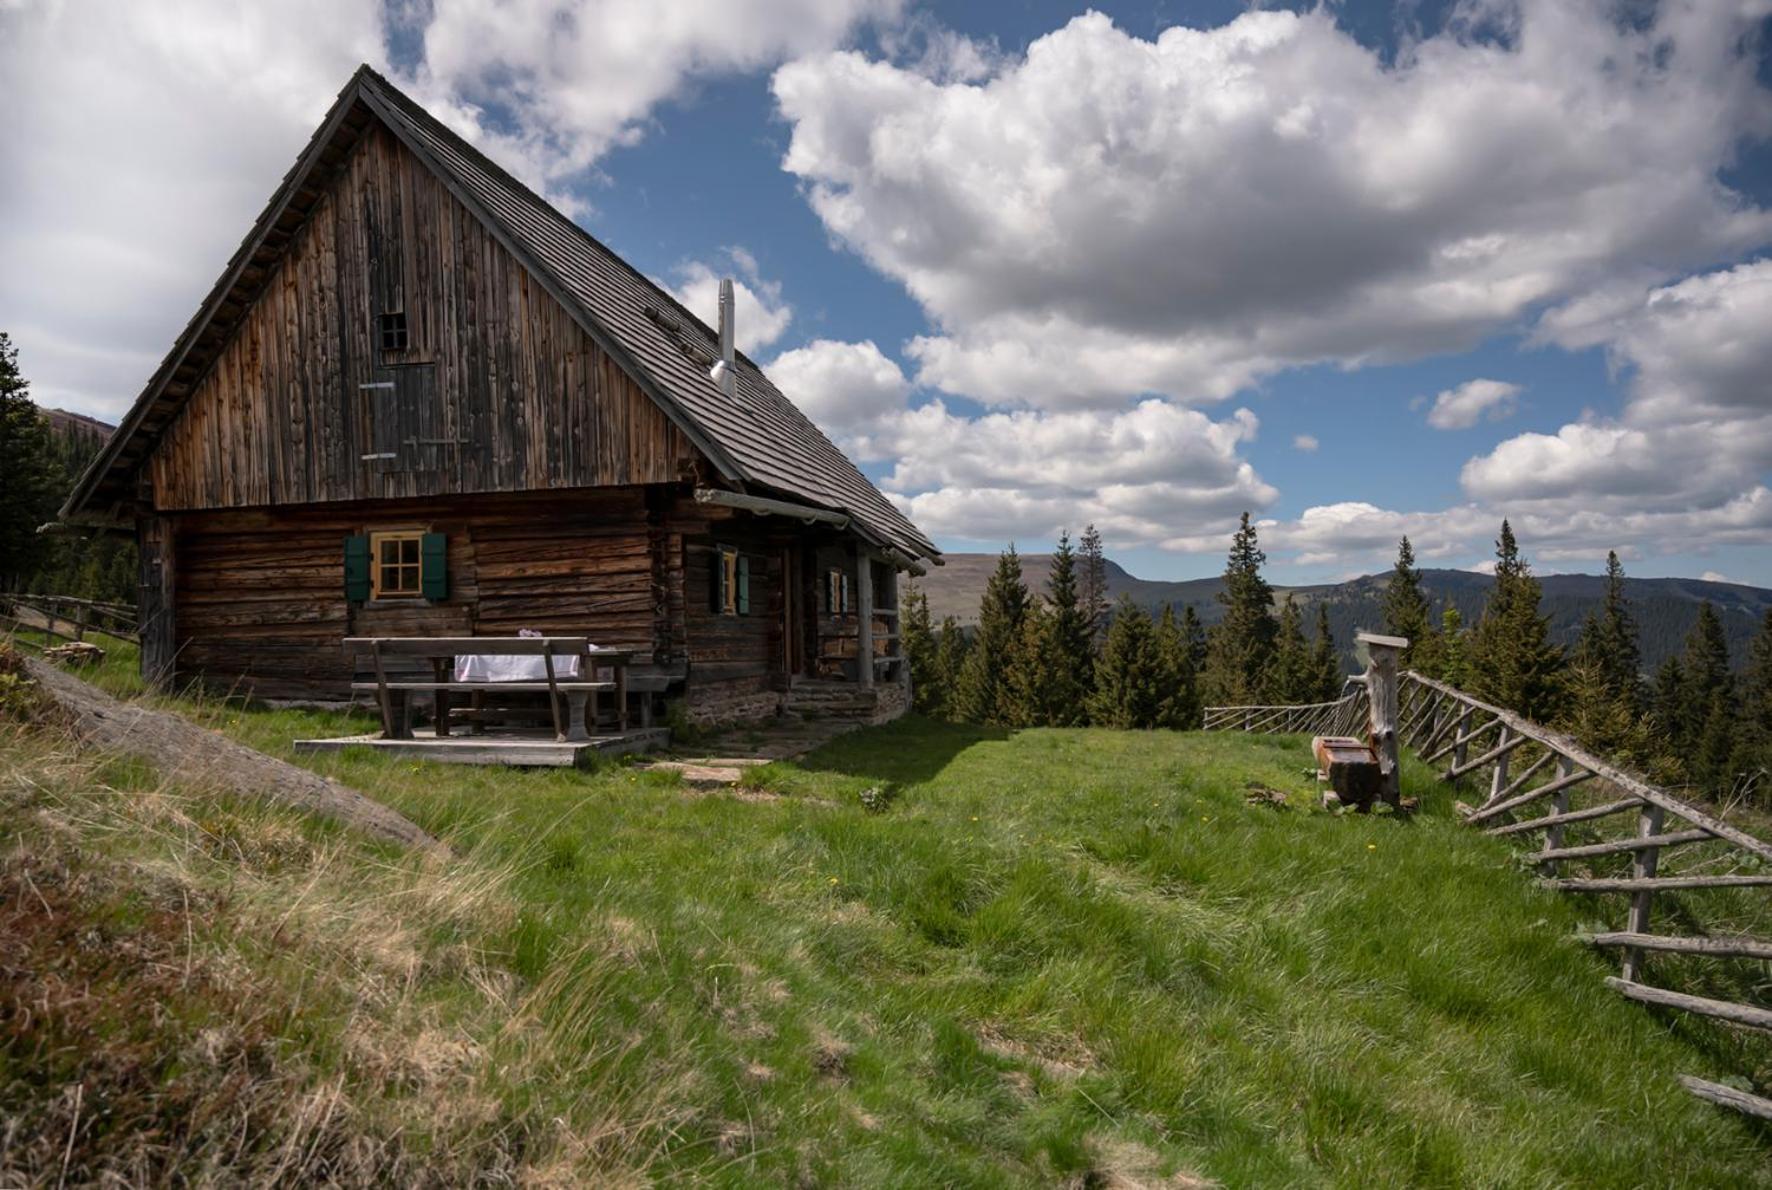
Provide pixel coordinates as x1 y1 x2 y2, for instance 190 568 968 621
901 583 940 716
1468 521 1564 720
1731 610 1772 809
953 545 1029 725
1382 536 1432 668
1202 512 1277 705
1002 602 1068 728
1573 550 1643 714
1676 603 1735 793
1046 531 1093 722
1436 607 1469 689
0 334 59 590
1181 605 1207 674
1078 524 1108 648
1311 603 1341 701
1268 594 1313 703
1090 596 1161 729
1154 604 1200 729
933 617 971 720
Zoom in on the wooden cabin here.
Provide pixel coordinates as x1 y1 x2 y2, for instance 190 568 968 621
61 66 939 727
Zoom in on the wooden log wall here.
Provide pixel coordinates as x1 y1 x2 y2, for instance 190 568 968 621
673 500 785 708
147 123 698 512
169 489 665 699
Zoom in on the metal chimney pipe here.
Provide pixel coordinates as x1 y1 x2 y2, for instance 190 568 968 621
714 277 737 399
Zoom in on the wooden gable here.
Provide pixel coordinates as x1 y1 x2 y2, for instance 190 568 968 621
147 123 699 511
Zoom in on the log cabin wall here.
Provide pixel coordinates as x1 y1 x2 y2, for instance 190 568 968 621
669 498 789 721
169 489 665 699
146 123 699 512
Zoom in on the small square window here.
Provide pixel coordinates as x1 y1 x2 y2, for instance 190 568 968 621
370 530 423 598
378 311 409 352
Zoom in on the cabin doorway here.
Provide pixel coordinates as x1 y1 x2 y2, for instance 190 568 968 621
782 545 810 680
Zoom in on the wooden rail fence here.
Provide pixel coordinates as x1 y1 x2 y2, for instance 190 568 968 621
0 592 139 644
1205 661 1772 1123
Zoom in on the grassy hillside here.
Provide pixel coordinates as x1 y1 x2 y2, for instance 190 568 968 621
917 557 1772 672
4 640 1770 1184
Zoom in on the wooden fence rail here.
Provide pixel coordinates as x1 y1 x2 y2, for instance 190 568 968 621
1206 661 1772 1122
0 592 139 644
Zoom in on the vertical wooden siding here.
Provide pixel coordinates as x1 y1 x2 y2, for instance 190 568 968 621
148 124 696 511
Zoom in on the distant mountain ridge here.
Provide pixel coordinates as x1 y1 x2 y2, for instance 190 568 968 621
915 555 1772 673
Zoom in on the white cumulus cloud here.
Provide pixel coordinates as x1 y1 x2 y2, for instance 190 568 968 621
1424 379 1522 430
773 2 1772 410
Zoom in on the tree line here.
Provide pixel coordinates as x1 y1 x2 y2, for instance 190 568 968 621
1382 526 1772 810
0 333 136 603
903 511 1772 811
900 513 1343 732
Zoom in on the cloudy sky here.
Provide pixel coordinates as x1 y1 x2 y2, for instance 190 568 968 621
4 0 1771 584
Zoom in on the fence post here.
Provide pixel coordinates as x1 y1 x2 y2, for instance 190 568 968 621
1486 726 1514 803
1355 632 1408 809
75 601 89 642
1622 803 1665 982
1539 755 1575 877
1451 708 1472 773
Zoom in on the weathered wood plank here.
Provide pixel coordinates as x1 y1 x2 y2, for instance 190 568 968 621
1678 1076 1772 1121
1581 932 1772 961
1605 978 1772 1032
1487 796 1643 837
1464 766 1595 824
1535 830 1713 862
1548 875 1772 892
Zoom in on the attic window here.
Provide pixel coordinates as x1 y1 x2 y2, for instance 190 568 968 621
378 311 409 352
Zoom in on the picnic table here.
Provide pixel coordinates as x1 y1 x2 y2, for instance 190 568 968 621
345 637 631 742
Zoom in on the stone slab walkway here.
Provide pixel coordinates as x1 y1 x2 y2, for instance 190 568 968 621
640 715 865 786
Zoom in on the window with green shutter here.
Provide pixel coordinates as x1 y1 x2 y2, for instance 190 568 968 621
421 532 448 600
736 555 750 615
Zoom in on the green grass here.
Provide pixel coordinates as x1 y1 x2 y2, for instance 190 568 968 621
4 635 1771 1184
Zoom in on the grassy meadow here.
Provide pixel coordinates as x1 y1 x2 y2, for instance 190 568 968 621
3 632 1770 1184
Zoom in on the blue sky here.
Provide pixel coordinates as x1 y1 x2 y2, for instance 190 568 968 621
4 0 1770 584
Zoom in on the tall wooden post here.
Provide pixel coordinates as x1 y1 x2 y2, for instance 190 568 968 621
1539 755 1575 877
1356 632 1408 809
1622 803 1665 982
855 548 874 690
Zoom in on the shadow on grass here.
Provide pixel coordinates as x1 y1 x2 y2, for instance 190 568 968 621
788 713 1011 787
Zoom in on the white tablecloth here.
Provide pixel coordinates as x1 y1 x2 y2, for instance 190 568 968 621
453 651 583 681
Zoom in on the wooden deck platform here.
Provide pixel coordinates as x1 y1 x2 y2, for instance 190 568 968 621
293 726 670 768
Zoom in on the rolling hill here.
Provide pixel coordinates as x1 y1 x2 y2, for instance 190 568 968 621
914 555 1772 672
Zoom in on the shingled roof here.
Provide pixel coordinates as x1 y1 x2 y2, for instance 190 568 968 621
64 66 939 564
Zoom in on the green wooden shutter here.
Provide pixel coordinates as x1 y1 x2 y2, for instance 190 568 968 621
421 533 449 600
344 534 371 603
736 555 750 615
711 549 727 613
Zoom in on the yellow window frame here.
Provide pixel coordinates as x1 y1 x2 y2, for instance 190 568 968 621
369 529 425 599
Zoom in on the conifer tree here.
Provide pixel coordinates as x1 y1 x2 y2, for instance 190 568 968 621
1268 594 1313 703
1202 512 1277 705
933 617 971 720
1154 604 1200 729
1382 536 1432 668
1002 602 1069 728
1090 596 1161 729
1651 655 1686 757
953 545 1029 725
1435 606 1469 688
901 583 941 717
1079 524 1108 648
1046 531 1093 722
1181 604 1207 674
1574 550 1643 714
1311 603 1341 701
0 334 59 590
1676 603 1735 793
1469 521 1564 720
1731 610 1772 808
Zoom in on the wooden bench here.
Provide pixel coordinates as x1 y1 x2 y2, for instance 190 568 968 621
344 637 631 742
